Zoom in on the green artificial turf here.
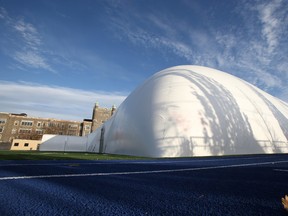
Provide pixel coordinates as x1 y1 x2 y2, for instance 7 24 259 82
0 150 147 160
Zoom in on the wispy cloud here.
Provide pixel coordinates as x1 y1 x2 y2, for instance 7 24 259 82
13 51 53 71
235 0 287 89
0 7 8 19
0 7 54 72
104 0 287 100
0 81 127 121
106 2 229 68
107 6 195 62
255 0 284 54
14 19 42 49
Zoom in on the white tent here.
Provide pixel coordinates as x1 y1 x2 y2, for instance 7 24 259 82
40 65 288 157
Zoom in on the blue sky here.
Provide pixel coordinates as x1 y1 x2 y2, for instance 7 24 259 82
0 0 287 120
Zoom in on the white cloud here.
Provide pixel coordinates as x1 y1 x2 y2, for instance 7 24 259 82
161 39 193 61
0 7 8 19
215 33 237 50
147 14 178 38
14 51 50 69
205 0 288 94
14 19 42 50
0 81 127 121
12 19 55 71
1 8 54 72
105 0 287 98
256 0 283 54
108 10 195 63
14 51 53 71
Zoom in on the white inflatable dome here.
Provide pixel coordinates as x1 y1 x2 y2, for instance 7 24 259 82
41 65 288 157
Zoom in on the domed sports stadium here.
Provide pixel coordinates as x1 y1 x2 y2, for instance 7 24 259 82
40 65 288 157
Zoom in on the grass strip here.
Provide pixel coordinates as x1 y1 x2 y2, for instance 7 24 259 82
0 150 147 160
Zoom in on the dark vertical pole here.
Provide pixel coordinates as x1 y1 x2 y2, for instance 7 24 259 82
99 127 105 154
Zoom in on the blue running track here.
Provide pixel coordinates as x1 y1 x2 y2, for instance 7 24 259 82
0 154 288 215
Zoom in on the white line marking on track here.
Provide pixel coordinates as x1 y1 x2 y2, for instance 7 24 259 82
0 156 283 167
274 169 288 172
1 160 288 181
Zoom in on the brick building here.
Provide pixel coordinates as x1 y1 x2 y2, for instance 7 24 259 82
91 102 116 132
0 103 115 150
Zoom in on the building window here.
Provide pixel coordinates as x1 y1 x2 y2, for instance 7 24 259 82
21 121 33 127
14 121 19 126
24 143 29 147
0 119 6 124
19 128 32 134
0 126 4 133
68 131 77 135
14 143 19 146
37 122 42 127
12 128 17 134
85 125 91 130
68 124 78 129
36 129 43 134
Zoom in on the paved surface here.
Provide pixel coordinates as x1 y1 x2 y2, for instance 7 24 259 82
0 154 288 215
